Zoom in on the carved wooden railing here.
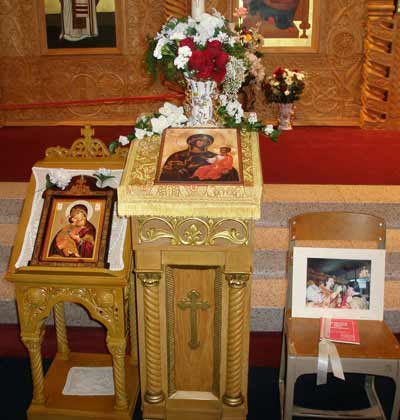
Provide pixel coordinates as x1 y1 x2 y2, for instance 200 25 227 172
45 125 128 160
360 1 399 130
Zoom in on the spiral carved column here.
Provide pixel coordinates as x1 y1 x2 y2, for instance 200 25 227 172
128 281 138 365
360 0 397 128
21 335 46 405
107 337 128 411
223 273 249 407
138 272 164 404
54 302 70 360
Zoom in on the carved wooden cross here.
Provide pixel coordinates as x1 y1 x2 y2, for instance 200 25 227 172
177 290 209 349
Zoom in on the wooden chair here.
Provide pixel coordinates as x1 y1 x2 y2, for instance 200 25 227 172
279 211 400 420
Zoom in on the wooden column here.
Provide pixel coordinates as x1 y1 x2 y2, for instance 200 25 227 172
138 272 165 404
223 273 249 407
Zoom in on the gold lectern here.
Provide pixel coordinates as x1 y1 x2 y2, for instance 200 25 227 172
6 127 140 420
118 128 263 420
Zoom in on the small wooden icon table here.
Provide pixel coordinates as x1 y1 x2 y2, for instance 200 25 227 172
6 127 140 420
118 128 263 420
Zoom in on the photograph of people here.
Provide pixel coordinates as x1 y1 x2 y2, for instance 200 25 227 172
306 277 342 308
159 134 239 182
49 203 96 258
305 258 371 310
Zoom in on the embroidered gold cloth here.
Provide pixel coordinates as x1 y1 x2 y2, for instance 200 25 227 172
118 131 263 219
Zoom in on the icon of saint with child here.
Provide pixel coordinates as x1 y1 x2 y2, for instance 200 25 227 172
159 133 239 182
49 203 96 259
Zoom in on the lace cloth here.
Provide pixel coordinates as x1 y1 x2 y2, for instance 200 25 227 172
62 366 115 396
15 167 127 271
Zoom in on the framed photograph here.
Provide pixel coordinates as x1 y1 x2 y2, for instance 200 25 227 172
155 128 244 185
236 0 320 52
29 175 116 268
291 247 386 320
38 0 124 55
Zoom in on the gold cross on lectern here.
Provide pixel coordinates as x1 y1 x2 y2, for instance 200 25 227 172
178 290 210 349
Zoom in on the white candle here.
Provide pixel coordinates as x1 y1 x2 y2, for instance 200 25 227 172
192 0 205 20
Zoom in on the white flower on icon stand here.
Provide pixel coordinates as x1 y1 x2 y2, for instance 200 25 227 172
118 135 129 146
134 128 153 140
159 102 188 126
264 124 274 135
248 112 258 124
47 169 72 190
150 115 170 135
93 168 115 188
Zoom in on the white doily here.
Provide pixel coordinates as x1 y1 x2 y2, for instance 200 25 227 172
62 366 115 396
15 167 128 271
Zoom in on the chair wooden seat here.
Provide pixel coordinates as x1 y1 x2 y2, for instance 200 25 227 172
287 310 400 360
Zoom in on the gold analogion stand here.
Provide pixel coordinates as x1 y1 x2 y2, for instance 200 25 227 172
7 127 140 420
118 128 263 420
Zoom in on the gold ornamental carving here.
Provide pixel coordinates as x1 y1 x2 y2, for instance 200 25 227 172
22 286 122 334
138 217 249 246
226 273 250 289
137 272 161 287
45 125 128 160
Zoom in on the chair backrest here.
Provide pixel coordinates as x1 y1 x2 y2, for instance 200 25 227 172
287 211 386 308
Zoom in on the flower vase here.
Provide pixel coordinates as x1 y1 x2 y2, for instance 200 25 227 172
185 77 217 126
277 103 295 130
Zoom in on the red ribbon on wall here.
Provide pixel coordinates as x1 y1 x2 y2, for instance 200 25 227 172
0 93 185 111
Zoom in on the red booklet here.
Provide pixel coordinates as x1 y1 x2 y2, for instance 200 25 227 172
320 318 360 344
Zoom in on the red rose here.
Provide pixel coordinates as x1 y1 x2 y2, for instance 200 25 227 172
188 50 206 71
197 62 213 79
205 40 222 57
214 51 229 68
211 67 226 83
180 38 195 50
188 49 213 79
273 67 285 77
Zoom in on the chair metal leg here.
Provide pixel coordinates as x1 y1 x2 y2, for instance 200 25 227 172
364 375 386 420
279 332 287 420
390 364 400 420
283 356 296 420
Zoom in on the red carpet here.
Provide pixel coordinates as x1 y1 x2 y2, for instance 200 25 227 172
1 126 400 184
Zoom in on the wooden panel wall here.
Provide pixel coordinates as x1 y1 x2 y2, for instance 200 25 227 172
0 0 374 126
